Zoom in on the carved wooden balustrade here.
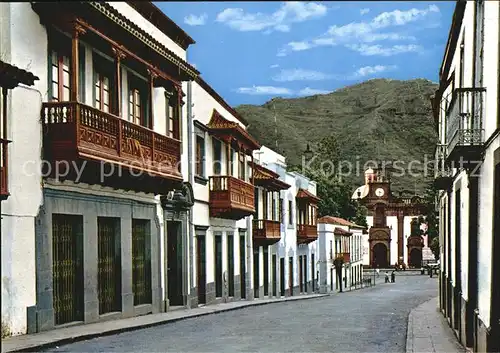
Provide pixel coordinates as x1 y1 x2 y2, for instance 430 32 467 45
335 252 351 263
0 138 9 199
252 219 281 245
209 175 255 219
297 224 318 244
40 102 182 190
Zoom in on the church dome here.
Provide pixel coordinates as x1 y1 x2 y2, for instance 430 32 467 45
352 184 369 200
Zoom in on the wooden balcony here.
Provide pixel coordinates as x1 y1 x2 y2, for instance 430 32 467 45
209 175 255 219
336 252 351 263
41 102 182 194
445 88 485 167
434 144 453 190
297 224 318 244
0 138 9 200
253 219 281 245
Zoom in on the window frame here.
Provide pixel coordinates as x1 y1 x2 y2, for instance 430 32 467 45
93 55 114 114
195 133 205 178
213 138 222 175
128 74 148 127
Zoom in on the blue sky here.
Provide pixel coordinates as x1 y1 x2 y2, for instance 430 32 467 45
155 1 456 107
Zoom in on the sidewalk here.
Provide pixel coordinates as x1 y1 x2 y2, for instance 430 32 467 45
1 294 328 353
406 297 465 353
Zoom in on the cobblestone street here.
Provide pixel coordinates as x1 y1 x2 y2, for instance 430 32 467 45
44 275 438 353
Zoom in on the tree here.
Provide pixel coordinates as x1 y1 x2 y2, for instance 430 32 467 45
291 134 367 226
430 237 440 260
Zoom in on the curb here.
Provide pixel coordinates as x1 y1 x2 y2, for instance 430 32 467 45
6 294 329 353
406 303 414 353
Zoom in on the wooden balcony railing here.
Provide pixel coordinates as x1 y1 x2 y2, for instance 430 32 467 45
297 224 318 244
40 102 182 182
336 252 351 263
445 88 485 164
0 138 9 199
209 175 255 220
253 219 281 245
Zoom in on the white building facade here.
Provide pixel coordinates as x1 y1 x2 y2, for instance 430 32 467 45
1 1 201 335
317 216 364 293
253 146 319 297
1 2 326 337
432 1 500 352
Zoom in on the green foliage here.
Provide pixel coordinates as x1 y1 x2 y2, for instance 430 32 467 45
295 134 366 225
236 78 438 194
1 320 11 339
430 237 440 260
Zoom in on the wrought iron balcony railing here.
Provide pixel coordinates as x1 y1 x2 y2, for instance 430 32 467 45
445 88 485 154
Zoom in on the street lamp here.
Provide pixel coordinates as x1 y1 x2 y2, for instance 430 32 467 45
303 143 313 160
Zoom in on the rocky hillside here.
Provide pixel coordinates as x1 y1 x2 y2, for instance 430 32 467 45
235 79 438 193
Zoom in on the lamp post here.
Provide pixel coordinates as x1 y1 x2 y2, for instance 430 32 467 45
303 143 313 161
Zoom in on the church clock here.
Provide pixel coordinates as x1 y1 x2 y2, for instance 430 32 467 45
375 187 385 197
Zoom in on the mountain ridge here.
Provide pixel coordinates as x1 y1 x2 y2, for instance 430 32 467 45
235 78 439 193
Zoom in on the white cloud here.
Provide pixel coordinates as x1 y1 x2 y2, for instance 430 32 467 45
360 8 370 15
270 64 280 69
353 65 397 77
347 44 421 56
236 85 330 96
184 13 208 26
216 2 327 33
272 69 334 82
236 86 294 95
278 4 439 56
298 87 330 95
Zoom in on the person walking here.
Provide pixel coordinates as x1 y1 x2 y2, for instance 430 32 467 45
391 271 396 283
385 271 389 283
376 268 380 277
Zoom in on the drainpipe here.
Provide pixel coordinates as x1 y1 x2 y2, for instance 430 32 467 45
186 81 194 306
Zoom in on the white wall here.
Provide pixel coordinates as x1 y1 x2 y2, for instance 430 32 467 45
0 2 47 336
0 2 196 334
106 2 188 60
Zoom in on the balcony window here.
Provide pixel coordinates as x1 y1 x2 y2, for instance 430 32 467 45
263 190 268 219
93 58 113 113
94 73 110 113
128 76 148 127
165 91 180 139
238 152 245 180
213 139 222 175
50 50 71 102
229 147 235 176
195 134 205 177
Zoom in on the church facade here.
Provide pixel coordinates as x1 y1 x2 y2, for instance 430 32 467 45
353 167 430 269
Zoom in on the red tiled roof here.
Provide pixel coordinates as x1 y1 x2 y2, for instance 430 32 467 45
296 188 320 202
207 109 260 150
252 163 291 191
318 215 365 229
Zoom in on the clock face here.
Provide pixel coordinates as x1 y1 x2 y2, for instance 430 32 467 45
375 188 385 197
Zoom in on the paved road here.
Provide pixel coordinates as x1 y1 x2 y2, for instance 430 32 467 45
45 276 437 353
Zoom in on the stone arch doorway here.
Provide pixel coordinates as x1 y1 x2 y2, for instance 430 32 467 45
409 248 423 268
372 243 388 268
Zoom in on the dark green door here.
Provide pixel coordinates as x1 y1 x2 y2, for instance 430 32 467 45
52 214 84 325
